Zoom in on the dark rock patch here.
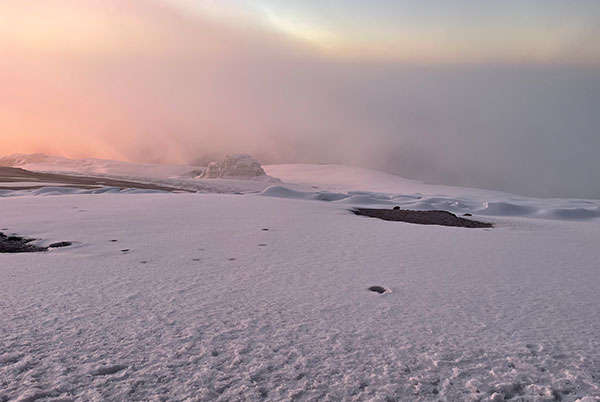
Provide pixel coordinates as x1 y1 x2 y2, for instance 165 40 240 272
258 244 267 247
110 239 118 242
352 208 493 228
228 258 237 261
48 241 72 248
368 286 388 294
192 258 201 262
393 206 401 210
0 232 46 253
463 213 473 217
1 232 74 253
262 228 269 231
121 249 130 253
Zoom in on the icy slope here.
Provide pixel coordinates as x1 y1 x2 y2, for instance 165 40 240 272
0 153 195 179
0 154 280 194
1 192 600 401
263 164 506 196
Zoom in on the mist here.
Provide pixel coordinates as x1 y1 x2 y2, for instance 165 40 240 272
1 0 599 198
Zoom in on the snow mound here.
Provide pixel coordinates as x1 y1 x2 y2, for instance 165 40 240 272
479 201 539 216
540 207 600 220
260 185 313 199
200 154 266 179
259 185 600 222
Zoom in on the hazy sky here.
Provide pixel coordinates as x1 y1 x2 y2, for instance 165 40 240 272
1 0 599 198
235 0 600 64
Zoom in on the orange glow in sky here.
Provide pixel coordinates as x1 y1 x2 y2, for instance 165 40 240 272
1 0 599 166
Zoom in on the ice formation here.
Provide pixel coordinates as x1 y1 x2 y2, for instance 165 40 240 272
200 154 266 179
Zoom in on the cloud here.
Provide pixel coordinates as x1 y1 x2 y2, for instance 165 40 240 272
1 0 599 198
247 0 600 65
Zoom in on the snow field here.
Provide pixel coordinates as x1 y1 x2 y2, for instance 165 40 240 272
1 193 599 401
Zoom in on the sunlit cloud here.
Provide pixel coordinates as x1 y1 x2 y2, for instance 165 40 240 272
230 0 600 65
0 0 599 197
0 1 162 54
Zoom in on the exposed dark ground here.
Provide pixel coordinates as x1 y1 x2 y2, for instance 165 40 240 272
0 232 73 253
0 166 191 192
353 208 493 228
0 232 46 253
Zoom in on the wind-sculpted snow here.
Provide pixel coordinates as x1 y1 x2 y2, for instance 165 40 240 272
3 155 598 222
260 186 600 222
0 187 164 197
0 153 282 194
1 194 599 401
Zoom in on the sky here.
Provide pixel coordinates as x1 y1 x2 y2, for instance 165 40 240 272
1 0 599 198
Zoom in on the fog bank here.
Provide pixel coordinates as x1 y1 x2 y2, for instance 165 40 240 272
1 0 599 198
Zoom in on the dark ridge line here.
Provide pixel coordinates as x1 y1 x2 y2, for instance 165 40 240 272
0 166 195 192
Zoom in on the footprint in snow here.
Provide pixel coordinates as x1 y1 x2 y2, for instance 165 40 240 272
92 364 127 376
48 241 72 248
368 286 389 294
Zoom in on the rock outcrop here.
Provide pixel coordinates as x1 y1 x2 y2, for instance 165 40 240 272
200 154 266 179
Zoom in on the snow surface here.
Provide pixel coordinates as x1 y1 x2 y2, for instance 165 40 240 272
0 154 280 195
2 155 599 221
0 154 196 179
1 156 600 401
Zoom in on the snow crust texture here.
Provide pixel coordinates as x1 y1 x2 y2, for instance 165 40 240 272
2 193 600 401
